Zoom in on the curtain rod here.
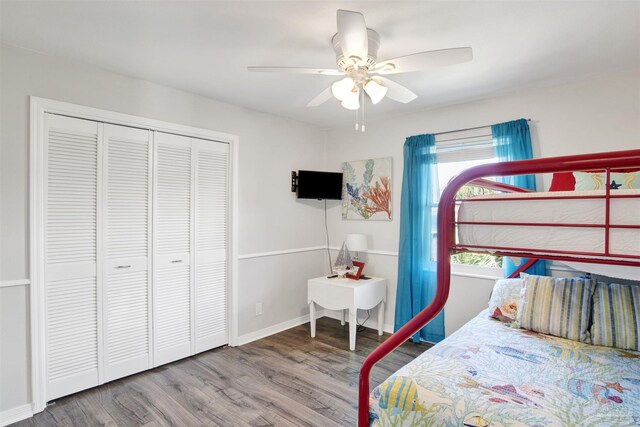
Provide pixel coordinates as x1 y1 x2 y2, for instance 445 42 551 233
434 118 531 137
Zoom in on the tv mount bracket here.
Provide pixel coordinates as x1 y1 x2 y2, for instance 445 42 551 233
291 171 298 192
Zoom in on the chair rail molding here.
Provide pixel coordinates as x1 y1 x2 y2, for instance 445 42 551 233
238 246 327 260
0 279 30 288
328 246 399 257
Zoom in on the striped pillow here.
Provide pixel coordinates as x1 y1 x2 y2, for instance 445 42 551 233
516 275 595 342
591 282 640 351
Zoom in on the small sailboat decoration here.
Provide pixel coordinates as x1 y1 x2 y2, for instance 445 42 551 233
333 242 354 277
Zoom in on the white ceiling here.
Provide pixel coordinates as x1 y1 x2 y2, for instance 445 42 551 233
2 1 639 129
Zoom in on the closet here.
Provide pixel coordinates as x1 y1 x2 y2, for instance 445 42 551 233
43 113 229 401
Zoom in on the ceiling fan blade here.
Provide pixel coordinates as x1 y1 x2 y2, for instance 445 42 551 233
247 66 344 76
307 87 333 107
372 47 473 75
336 10 368 62
376 77 417 103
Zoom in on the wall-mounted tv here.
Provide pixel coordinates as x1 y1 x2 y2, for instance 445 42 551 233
294 170 343 200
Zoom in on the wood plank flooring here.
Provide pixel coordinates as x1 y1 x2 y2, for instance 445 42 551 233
14 318 430 427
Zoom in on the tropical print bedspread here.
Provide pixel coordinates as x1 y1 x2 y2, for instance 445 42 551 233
370 310 640 426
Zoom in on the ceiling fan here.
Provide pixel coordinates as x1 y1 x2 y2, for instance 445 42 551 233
248 10 473 129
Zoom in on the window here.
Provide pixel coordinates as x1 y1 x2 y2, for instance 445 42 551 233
429 129 503 274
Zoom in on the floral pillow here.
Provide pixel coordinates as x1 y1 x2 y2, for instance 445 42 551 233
488 278 523 323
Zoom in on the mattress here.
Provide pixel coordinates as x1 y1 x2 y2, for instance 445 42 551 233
457 189 640 259
369 311 640 426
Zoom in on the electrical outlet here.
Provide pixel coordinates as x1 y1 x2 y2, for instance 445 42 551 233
255 302 263 316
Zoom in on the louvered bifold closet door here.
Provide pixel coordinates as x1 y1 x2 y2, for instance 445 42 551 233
103 124 152 382
194 139 229 353
153 132 193 366
45 114 101 400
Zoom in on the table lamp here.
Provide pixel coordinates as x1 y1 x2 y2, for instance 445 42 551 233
346 234 368 260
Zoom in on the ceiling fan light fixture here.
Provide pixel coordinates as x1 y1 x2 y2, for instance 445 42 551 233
364 79 388 104
331 77 355 101
248 10 474 129
341 87 360 110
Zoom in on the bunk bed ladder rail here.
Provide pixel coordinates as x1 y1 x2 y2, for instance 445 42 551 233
357 149 640 426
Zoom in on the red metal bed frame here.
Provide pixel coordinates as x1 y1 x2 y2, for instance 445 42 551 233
357 149 640 426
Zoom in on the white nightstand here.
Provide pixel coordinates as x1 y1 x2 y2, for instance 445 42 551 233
307 276 387 351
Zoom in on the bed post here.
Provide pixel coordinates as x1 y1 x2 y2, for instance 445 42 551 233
357 261 452 426
357 166 458 426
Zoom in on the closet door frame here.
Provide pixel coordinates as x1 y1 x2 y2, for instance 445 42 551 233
29 96 239 413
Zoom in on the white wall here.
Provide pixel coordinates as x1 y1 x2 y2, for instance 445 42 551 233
323 70 640 336
0 285 30 416
0 45 328 412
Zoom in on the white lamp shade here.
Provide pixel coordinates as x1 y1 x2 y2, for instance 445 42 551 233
331 77 355 101
346 234 368 252
364 79 388 104
341 88 360 110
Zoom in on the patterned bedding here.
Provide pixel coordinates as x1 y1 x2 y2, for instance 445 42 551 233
370 310 640 426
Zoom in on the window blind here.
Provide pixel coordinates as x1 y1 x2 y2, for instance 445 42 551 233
434 126 494 163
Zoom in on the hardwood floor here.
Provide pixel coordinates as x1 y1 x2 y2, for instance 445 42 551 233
15 318 430 427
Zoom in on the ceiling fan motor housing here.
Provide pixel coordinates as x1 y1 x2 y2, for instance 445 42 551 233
332 29 380 71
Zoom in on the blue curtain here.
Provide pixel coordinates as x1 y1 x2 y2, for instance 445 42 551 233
492 119 546 277
395 134 444 343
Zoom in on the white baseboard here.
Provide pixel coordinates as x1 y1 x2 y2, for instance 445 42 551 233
236 310 326 346
1 403 33 426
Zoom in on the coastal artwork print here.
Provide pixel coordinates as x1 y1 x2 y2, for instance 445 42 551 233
342 157 392 220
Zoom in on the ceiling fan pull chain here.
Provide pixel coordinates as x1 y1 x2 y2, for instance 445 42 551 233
354 107 359 131
361 87 366 132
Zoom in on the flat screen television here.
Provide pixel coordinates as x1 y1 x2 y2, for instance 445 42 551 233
296 170 343 200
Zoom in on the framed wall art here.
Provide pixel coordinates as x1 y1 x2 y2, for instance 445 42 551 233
342 157 392 221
